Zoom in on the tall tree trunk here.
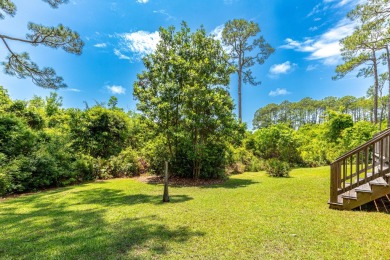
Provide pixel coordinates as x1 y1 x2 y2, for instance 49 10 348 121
238 67 242 123
386 46 390 129
373 49 379 125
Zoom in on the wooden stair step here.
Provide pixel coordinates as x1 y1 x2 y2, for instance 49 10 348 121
376 165 390 172
342 190 357 200
374 153 390 163
369 177 389 186
355 183 372 193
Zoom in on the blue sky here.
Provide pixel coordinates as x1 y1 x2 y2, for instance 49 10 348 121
0 0 372 128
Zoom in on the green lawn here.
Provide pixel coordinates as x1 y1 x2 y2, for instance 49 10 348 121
1 167 389 259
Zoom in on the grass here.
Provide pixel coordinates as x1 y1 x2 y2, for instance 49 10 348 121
1 167 390 259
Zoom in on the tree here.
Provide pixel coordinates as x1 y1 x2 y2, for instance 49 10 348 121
335 0 390 126
108 96 118 109
222 19 274 122
134 22 239 179
0 0 84 89
334 28 382 124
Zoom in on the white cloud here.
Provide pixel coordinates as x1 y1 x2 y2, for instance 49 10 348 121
114 49 131 60
307 0 358 18
306 64 318 71
210 25 233 53
153 9 175 20
107 85 126 95
269 88 291 97
280 19 356 65
307 4 323 17
62 88 81 92
136 0 149 3
211 25 224 42
94 43 107 48
324 0 355 7
309 26 318 32
269 61 297 76
120 31 160 57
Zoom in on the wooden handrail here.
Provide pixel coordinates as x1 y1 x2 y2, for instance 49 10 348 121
332 128 390 164
330 128 390 204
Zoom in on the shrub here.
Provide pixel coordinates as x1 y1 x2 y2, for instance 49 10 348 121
108 147 144 177
246 156 265 172
265 159 290 177
252 124 302 165
226 146 265 173
73 154 96 181
226 162 246 174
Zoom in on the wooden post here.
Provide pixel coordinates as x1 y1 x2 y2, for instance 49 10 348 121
163 160 170 202
330 163 338 204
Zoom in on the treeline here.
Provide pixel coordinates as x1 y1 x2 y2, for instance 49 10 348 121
245 110 379 168
253 95 388 129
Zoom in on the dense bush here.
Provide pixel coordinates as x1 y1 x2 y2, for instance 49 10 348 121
226 146 264 174
69 106 133 158
250 124 302 165
265 159 290 177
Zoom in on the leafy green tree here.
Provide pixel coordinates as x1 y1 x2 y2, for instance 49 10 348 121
108 96 118 110
0 86 12 111
0 0 84 89
222 19 274 122
325 110 354 143
348 0 390 127
134 22 240 178
69 106 132 159
251 124 301 164
335 0 390 125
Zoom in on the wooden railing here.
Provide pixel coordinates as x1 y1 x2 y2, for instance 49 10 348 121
330 128 390 205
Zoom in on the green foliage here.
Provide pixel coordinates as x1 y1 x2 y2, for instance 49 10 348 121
325 110 354 143
252 95 375 130
296 124 328 167
251 124 302 164
108 147 144 178
265 158 290 177
69 106 132 158
141 135 168 175
0 0 83 89
226 146 264 173
0 89 153 196
134 22 241 179
339 121 378 153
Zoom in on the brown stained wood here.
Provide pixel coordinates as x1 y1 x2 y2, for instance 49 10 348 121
374 199 379 212
356 152 360 184
334 128 390 162
380 198 388 213
355 183 371 193
365 147 369 179
330 128 390 210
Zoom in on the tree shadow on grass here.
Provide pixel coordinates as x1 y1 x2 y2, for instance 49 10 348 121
0 188 202 259
200 178 260 189
69 188 193 206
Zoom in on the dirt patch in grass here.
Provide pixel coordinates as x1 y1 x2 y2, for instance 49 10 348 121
134 174 226 187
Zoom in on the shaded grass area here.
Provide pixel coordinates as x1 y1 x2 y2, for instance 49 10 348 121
1 167 390 259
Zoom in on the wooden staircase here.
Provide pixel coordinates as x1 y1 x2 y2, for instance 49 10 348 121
329 128 390 210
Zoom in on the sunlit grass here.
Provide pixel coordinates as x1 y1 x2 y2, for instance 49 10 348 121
1 167 389 259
